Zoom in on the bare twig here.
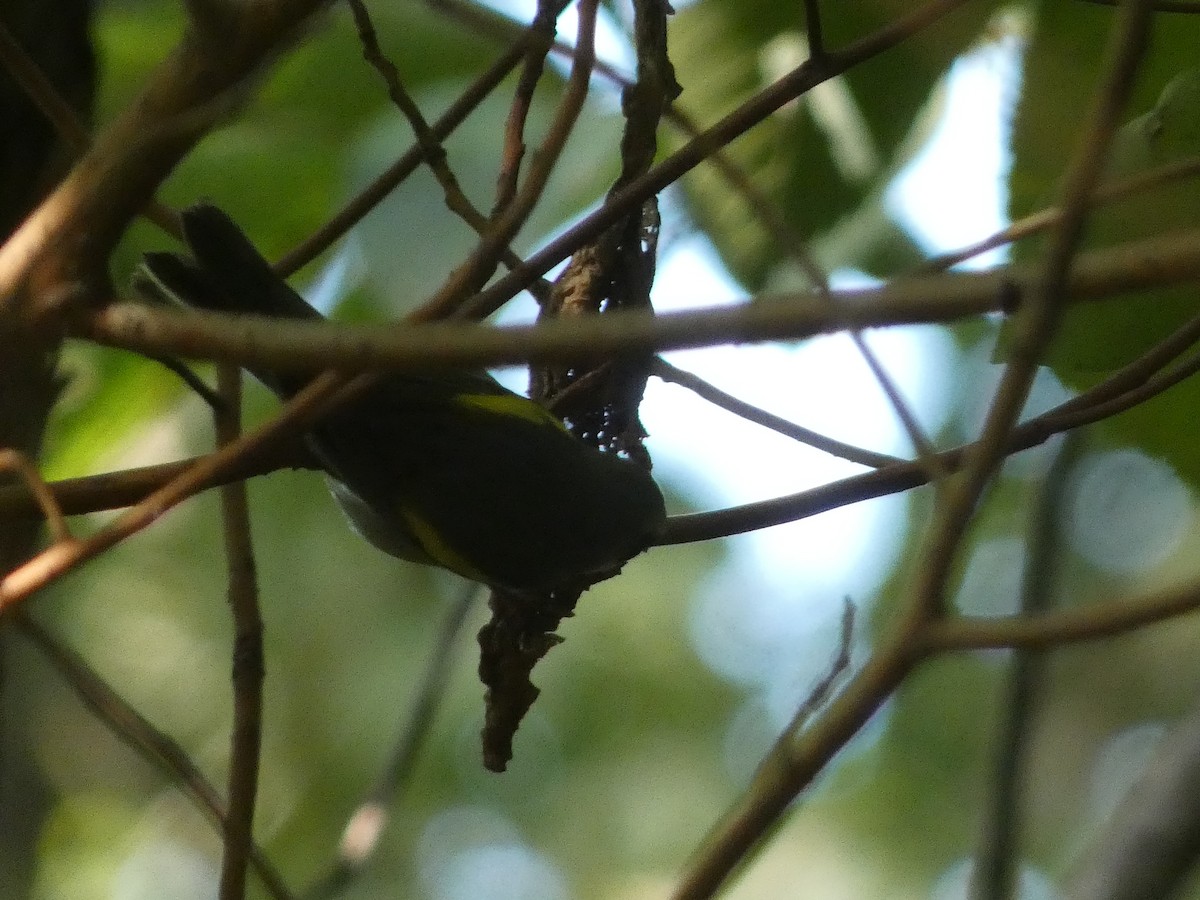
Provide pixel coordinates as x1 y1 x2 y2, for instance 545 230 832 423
415 0 601 321
0 368 350 611
345 0 552 303
346 0 478 230
922 577 1200 652
670 6 1158 895
779 598 856 737
84 226 1200 377
652 358 901 468
275 35 529 276
916 156 1200 274
970 434 1082 900
906 0 1153 625
491 0 569 215
459 0 978 320
215 363 265 900
0 449 71 544
0 1 336 304
8 253 1200 555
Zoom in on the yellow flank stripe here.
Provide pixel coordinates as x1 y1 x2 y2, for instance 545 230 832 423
454 392 567 432
401 507 488 583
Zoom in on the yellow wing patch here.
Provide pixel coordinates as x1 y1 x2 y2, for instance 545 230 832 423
401 507 489 584
454 392 568 432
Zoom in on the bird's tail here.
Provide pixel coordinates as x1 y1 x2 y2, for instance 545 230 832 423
141 203 322 322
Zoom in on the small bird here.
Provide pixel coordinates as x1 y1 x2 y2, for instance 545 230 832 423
142 203 667 593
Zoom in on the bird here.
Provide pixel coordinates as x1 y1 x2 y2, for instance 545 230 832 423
141 202 667 593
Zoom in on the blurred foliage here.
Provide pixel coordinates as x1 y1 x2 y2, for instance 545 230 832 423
12 1 1200 899
1007 3 1200 484
666 0 1000 287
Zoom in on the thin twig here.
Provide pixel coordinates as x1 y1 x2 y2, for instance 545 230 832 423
670 7 1158 895
215 363 265 900
970 434 1082 900
151 355 226 411
457 0 978 320
0 368 352 612
8 250 1200 550
0 449 72 544
491 0 569 215
345 0 552 303
415 0 602 321
0 442 316 520
346 0 478 230
779 598 855 737
922 577 1200 652
651 358 901 468
84 224 1200 377
274 34 530 277
917 156 1200 274
906 0 1153 624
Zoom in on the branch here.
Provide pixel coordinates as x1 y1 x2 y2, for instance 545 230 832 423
670 4 1159 895
215 364 265 900
970 435 1081 900
81 227 1200 376
0 0 335 313
458 0 979 319
651 358 901 468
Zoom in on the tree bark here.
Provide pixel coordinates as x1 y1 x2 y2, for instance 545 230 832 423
0 0 95 894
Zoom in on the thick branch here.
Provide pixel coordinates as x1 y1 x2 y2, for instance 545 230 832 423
0 0 335 316
83 227 1200 375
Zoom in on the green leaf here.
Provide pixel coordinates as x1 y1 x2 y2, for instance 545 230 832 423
668 0 999 287
1007 2 1200 481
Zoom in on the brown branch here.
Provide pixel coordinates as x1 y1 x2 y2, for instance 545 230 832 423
458 0 978 320
0 449 71 543
82 226 1200 376
664 246 1200 546
274 32 530 277
905 0 1154 627
344 0 552 303
0 368 349 612
5 245 1200 551
491 0 569 215
346 0 477 231
671 7 1159 894
0 0 334 311
916 156 1200 274
922 578 1200 651
651 358 901 468
215 363 265 900
414 0 601 321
